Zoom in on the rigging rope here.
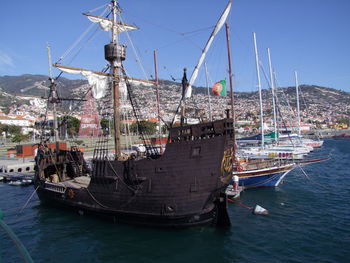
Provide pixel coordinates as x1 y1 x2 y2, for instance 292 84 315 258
57 6 109 64
66 27 101 66
39 84 93 145
118 14 150 81
87 3 109 13
86 187 109 209
121 66 159 156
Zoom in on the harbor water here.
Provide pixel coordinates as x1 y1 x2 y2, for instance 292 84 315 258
1 139 349 262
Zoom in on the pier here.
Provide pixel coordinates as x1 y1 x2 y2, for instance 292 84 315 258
0 158 35 174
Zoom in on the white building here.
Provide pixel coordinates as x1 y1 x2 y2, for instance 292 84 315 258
0 115 36 134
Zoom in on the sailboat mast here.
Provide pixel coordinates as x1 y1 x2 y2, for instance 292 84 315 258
267 48 277 143
153 49 163 153
295 71 301 137
111 0 121 158
253 32 264 149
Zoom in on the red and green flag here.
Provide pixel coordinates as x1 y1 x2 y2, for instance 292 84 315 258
212 80 226 96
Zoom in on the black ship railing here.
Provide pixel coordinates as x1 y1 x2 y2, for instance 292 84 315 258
169 119 234 142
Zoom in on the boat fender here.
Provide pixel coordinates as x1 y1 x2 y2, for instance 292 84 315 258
252 205 269 215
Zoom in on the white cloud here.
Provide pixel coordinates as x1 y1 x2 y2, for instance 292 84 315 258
0 50 15 67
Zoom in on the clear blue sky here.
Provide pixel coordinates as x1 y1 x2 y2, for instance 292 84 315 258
1 0 350 92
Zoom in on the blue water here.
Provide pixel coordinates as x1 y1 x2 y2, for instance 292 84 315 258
1 139 349 263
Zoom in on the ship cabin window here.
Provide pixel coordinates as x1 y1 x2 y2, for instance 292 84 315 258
191 146 201 158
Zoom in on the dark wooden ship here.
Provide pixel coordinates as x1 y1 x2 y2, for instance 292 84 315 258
34 0 235 227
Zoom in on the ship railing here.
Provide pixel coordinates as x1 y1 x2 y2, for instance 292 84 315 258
169 119 234 142
44 182 66 193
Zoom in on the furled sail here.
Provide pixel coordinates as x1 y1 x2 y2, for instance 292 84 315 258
83 13 138 32
184 0 232 99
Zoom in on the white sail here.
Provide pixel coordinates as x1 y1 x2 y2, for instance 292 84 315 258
84 14 138 33
55 65 153 100
55 65 111 99
184 0 232 99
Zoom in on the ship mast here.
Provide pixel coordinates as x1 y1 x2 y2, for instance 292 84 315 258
225 23 236 152
253 32 264 149
204 62 212 122
295 71 301 137
153 49 163 153
47 45 59 147
225 24 234 124
107 0 123 158
267 48 278 143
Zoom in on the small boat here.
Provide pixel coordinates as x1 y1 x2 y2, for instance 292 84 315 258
8 181 23 186
278 134 324 148
240 147 307 160
8 179 33 186
21 179 33 185
232 161 295 188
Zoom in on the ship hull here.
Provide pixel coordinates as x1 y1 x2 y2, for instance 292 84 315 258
232 164 295 188
35 186 218 227
34 119 234 228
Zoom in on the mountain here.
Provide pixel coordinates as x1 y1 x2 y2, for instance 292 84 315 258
0 74 87 97
282 85 350 105
0 74 349 124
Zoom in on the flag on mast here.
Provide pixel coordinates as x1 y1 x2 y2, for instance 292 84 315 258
212 80 226 96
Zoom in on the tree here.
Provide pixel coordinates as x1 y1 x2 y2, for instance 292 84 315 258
130 121 157 135
59 116 80 137
338 117 350 125
100 117 110 135
0 124 7 137
100 118 109 130
0 124 21 137
8 125 22 135
11 133 29 143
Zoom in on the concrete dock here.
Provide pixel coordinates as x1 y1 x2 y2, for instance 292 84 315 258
0 158 35 174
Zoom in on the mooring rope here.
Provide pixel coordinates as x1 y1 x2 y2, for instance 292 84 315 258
228 198 253 210
297 165 330 190
18 185 40 215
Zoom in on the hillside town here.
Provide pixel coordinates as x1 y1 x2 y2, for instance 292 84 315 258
0 80 349 141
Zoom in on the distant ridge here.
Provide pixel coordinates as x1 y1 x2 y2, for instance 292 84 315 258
0 74 87 97
1 74 349 98
0 74 349 122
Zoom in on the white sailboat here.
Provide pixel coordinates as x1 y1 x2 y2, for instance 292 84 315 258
277 71 323 148
239 33 311 160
